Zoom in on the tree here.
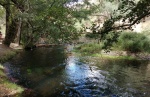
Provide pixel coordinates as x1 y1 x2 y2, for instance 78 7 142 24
0 0 24 45
0 0 96 47
90 0 150 49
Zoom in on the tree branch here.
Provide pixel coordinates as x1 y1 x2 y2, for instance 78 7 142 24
112 12 150 30
11 0 25 12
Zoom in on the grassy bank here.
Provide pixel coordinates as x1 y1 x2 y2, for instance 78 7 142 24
0 50 17 63
74 43 102 55
0 64 24 97
0 44 17 63
74 43 150 60
74 31 150 60
92 53 136 60
0 44 24 97
74 49 137 60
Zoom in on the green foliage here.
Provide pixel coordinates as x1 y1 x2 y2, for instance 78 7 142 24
115 32 150 53
30 0 95 43
94 54 136 60
85 33 100 39
89 0 150 50
143 30 150 39
1 0 96 47
119 0 150 23
0 50 17 63
0 6 5 18
101 31 121 50
75 43 102 55
0 64 24 96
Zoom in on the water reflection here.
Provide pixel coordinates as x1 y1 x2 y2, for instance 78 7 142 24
3 47 150 97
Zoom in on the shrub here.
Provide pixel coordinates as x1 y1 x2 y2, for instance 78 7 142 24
75 43 102 55
115 32 150 53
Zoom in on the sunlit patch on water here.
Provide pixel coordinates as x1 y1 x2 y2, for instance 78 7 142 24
3 47 150 97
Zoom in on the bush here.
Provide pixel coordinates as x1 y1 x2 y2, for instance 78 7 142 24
115 32 150 53
75 43 102 55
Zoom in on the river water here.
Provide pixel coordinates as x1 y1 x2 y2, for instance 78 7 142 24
3 46 150 97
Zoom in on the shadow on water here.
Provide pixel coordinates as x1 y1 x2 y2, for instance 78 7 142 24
3 46 150 97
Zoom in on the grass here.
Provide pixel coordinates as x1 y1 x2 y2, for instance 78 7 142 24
92 54 136 60
74 43 102 55
75 31 150 57
0 46 24 96
0 50 17 63
0 64 24 97
74 42 139 60
0 65 5 76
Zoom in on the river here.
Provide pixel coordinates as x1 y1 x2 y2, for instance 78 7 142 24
3 46 150 97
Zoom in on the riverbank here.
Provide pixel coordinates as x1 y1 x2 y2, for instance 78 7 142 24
74 48 150 60
0 44 24 97
99 50 150 60
0 65 24 97
0 44 17 62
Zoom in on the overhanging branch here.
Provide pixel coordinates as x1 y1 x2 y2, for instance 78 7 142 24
111 12 150 30
11 0 25 12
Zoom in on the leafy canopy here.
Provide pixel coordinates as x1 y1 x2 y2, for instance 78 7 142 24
90 0 150 49
0 0 97 46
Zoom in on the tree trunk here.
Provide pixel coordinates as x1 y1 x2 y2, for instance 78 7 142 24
3 0 18 46
3 0 11 46
15 18 22 45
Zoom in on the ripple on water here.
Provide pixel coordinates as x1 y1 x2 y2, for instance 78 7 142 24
3 47 150 97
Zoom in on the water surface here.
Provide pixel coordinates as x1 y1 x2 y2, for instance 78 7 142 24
4 47 150 97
